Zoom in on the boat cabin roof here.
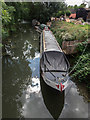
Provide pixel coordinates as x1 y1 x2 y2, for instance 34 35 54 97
43 29 62 52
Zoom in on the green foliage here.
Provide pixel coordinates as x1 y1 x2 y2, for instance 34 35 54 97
76 42 86 52
2 28 9 39
0 43 3 47
2 2 16 39
71 52 90 84
65 10 71 16
61 32 73 41
2 2 15 24
72 34 89 85
31 2 67 23
2 2 67 40
68 3 86 10
56 10 65 17
79 3 86 8
51 21 89 46
2 9 11 24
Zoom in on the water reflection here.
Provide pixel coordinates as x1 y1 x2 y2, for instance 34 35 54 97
60 80 88 118
27 52 40 78
2 55 32 118
40 74 64 120
2 23 39 118
21 77 42 118
26 77 40 95
21 52 52 118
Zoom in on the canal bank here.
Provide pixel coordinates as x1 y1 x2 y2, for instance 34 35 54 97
51 21 90 92
2 23 89 119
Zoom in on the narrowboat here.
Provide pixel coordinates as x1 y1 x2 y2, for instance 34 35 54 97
40 27 70 92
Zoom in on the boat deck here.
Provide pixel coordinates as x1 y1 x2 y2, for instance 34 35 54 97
43 30 62 52
44 71 67 83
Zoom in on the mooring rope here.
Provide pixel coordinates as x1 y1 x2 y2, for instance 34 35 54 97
67 38 89 76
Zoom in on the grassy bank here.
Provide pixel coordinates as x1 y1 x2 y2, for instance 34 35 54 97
51 21 90 90
51 21 89 46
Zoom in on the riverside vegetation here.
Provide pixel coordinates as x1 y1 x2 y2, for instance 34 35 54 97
2 2 67 40
2 2 87 40
51 21 90 90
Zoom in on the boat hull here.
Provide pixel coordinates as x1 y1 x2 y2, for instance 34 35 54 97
41 71 69 92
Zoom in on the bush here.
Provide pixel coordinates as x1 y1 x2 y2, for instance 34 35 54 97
0 44 3 47
65 10 71 16
2 2 16 39
56 11 65 17
61 32 73 41
51 21 89 43
2 28 9 39
76 40 88 52
71 53 90 83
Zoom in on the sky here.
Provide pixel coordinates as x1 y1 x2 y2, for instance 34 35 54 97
65 0 90 7
65 0 83 6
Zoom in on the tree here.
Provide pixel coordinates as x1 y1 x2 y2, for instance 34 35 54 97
2 2 68 39
76 8 88 21
65 10 71 16
2 2 16 39
79 3 86 8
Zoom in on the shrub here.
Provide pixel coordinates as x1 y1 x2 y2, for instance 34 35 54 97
65 10 71 16
61 32 73 41
76 40 88 52
51 21 89 43
71 53 90 84
0 44 3 47
56 11 65 17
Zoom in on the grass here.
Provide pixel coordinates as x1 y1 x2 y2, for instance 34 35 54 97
51 21 89 46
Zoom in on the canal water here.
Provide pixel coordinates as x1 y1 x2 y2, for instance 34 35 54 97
2 23 89 119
